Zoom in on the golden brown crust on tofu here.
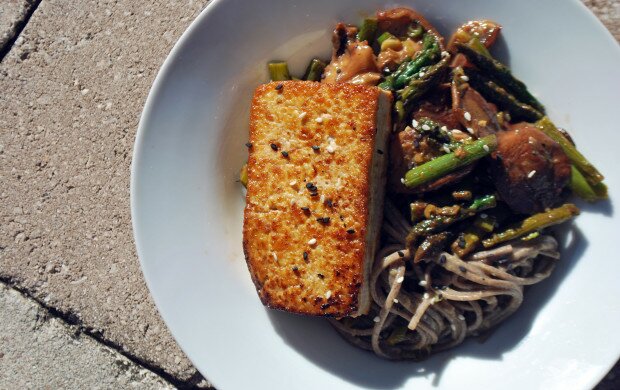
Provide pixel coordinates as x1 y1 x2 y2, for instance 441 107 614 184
243 81 391 317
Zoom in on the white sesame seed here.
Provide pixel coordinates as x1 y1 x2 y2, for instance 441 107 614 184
412 119 419 128
396 276 404 284
441 51 449 58
393 298 399 303
466 127 474 134
418 280 427 287
272 252 278 261
423 292 430 299
290 199 296 206
460 75 469 82
528 170 537 178
299 112 307 120
483 144 490 152
440 125 448 132
308 238 317 246
464 111 472 121
325 290 332 299
289 180 297 186
458 314 466 321
400 178 405 184
418 72 425 77
315 117 323 123
373 316 381 323
421 124 431 131
480 213 488 219
528 136 536 144
443 145 451 153
451 324 457 332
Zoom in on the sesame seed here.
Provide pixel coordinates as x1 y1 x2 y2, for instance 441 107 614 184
301 206 310 212
439 254 446 264
315 117 323 123
418 72 425 77
396 276 404 284
412 119 419 128
400 178 405 184
311 145 320 151
373 316 380 323
303 251 309 261
480 213 488 219
419 280 427 287
272 252 278 261
441 51 449 58
459 265 467 273
270 143 278 151
451 324 457 332
464 112 472 121
325 290 332 299
528 136 536 144
377 149 384 155
316 216 330 224
306 182 315 189
460 75 469 82
317 273 324 279
421 124 431 131
346 229 355 234
440 126 448 132
528 170 537 178
483 144 490 152
393 298 399 303
466 127 474 134
281 151 289 158
289 180 297 186
308 238 317 246
292 266 298 271
423 293 430 299
326 199 333 208
443 145 451 153
299 111 307 120
458 314 466 321
275 83 283 90
397 251 404 258
245 142 253 148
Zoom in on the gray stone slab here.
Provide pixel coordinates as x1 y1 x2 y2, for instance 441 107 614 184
0 0 36 51
0 282 174 389
0 0 209 383
583 0 620 41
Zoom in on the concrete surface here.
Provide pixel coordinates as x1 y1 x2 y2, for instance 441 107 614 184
0 282 174 389
0 0 36 51
0 0 209 384
0 0 617 388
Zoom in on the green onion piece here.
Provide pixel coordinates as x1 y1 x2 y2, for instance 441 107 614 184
268 61 291 81
357 18 378 43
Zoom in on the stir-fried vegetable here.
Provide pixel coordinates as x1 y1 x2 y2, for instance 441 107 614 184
403 135 498 188
482 204 580 248
413 194 497 235
381 33 441 91
357 18 378 43
302 58 327 81
268 61 292 81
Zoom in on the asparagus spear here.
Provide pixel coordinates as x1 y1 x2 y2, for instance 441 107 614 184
535 117 605 186
465 69 543 122
398 55 450 110
393 34 440 90
302 58 326 81
413 194 497 235
451 214 496 257
403 135 497 188
569 165 608 201
455 43 546 113
268 61 292 81
482 204 580 248
357 18 378 43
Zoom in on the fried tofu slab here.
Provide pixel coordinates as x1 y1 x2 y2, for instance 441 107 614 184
243 81 392 317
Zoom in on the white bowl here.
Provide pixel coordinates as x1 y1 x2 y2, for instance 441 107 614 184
131 0 620 388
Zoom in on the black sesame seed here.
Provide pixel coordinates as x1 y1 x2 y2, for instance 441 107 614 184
336 68 341 74
320 303 331 310
317 217 330 224
306 183 314 189
311 145 320 151
439 254 446 264
346 228 355 234
281 151 289 158
303 251 309 261
325 199 333 208
457 235 466 249
300 206 310 212
317 273 324 279
459 266 467 273
292 266 298 271
377 149 384 155
397 251 404 258
270 143 278 151
245 142 253 148
275 83 283 90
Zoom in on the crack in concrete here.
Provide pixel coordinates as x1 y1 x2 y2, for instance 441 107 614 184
0 0 42 62
0 276 211 389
